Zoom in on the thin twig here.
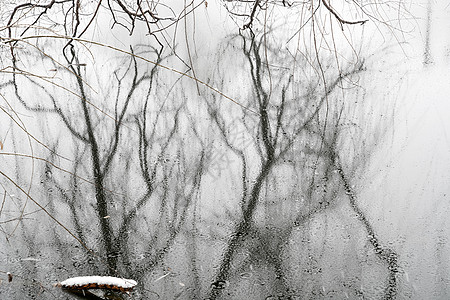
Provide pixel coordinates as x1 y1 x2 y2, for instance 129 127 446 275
321 0 368 29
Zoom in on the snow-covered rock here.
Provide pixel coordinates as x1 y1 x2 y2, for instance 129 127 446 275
56 276 137 292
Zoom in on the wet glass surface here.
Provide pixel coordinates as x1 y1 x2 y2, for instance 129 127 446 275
1 1 449 299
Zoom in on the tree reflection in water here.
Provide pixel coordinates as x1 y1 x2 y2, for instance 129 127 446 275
0 1 439 299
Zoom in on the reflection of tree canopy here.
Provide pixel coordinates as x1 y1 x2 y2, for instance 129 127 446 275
0 1 411 299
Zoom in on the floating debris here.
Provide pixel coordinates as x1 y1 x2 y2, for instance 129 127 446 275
154 272 171 282
211 280 227 289
21 257 41 262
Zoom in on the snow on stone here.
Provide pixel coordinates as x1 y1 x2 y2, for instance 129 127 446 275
59 276 137 290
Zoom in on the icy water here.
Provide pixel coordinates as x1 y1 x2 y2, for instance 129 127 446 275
1 1 450 299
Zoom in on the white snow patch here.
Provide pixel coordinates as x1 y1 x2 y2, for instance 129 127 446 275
60 276 137 288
